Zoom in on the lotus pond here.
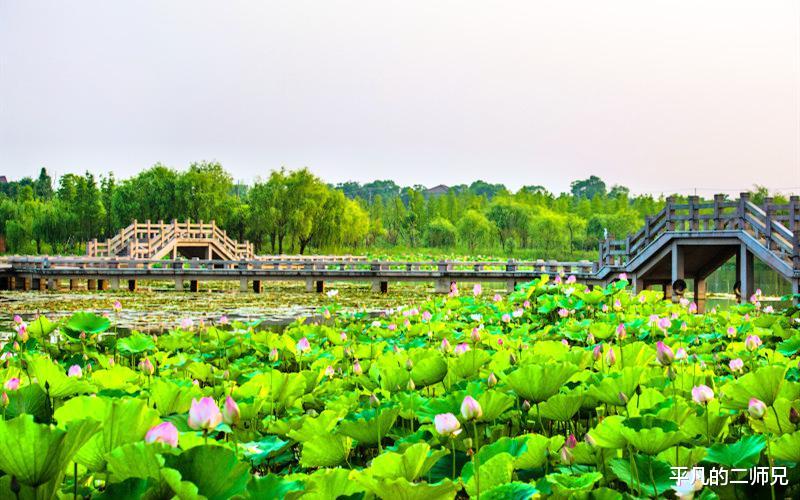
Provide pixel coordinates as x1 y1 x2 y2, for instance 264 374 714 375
1 277 800 499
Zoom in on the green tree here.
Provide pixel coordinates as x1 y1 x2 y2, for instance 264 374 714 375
456 210 493 251
425 217 456 248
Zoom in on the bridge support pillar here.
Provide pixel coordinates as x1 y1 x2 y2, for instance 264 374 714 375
47 278 59 291
240 278 248 292
693 277 707 313
87 279 97 291
315 280 325 293
372 280 388 293
98 279 109 291
6 277 15 290
670 243 685 303
507 280 517 293
128 280 137 292
434 279 452 294
792 279 800 305
190 280 199 293
253 280 263 293
174 277 184 291
110 277 120 290
305 278 314 292
69 279 78 290
736 245 754 303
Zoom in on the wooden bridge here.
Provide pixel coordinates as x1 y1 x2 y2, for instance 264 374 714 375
2 193 799 311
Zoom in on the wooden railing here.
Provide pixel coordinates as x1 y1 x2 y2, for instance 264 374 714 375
599 193 800 269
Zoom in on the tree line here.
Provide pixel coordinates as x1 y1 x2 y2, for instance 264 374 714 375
0 165 781 259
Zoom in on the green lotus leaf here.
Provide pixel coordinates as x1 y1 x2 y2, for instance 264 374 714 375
355 476 459 500
720 365 794 408
64 311 111 336
54 396 161 471
482 482 538 500
680 399 730 441
159 467 202 499
235 370 307 414
539 391 584 421
703 434 765 468
619 415 684 455
411 352 449 388
92 478 150 500
475 435 530 465
770 430 800 462
105 441 165 483
610 453 674 497
150 378 203 416
588 367 645 406
749 397 796 436
476 390 515 422
462 451 515 498
589 322 615 340
449 349 492 379
243 474 304 500
546 471 602 494
116 332 156 355
26 355 96 398
297 433 353 468
505 363 579 403
587 416 627 449
366 442 449 481
91 365 140 392
3 383 50 423
165 445 250 500
26 315 58 338
337 406 400 446
292 467 364 500
0 415 100 499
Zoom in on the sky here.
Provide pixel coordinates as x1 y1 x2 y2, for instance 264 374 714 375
1 1 799 196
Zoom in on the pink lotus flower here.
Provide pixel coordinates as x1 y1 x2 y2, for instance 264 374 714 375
601 304 609 313
112 300 122 311
726 326 736 338
658 317 672 331
729 358 744 372
218 315 229 325
387 323 397 331
616 324 627 340
454 343 470 355
13 315 23 324
566 275 576 284
470 328 481 343
460 395 483 420
421 310 432 322
145 422 179 447
559 445 574 465
618 273 628 281
324 365 335 378
501 314 511 323
4 378 20 391
180 318 194 329
352 360 363 376
434 413 462 437
565 433 578 448
554 275 562 284
222 396 241 425
613 299 622 311
557 308 569 318
188 397 223 431
691 385 714 404
744 335 762 351
523 300 531 308
688 302 698 314
763 305 774 314
592 344 602 361
605 348 616 366
139 357 155 375
473 283 482 296
561 339 569 347
638 295 646 303
339 332 348 342
747 398 766 419
512 308 523 318
493 294 502 302
15 324 28 343
67 365 82 378
296 337 310 353
440 338 452 353
656 342 674 366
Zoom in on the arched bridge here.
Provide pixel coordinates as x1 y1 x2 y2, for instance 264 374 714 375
2 193 799 311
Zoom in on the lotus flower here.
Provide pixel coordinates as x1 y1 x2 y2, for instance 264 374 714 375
523 300 531 308
13 314 23 324
188 397 223 431
296 337 310 353
434 413 462 437
326 289 339 297
324 365 335 378
493 294 502 302
592 344 602 361
616 324 627 340
352 360 363 376
470 328 481 343
554 275 562 284
487 372 497 387
501 313 511 323
744 335 762 351
613 299 622 311
67 365 82 378
473 283 482 296
557 308 569 318
222 396 241 425
658 317 672 331
675 348 688 361
688 302 698 313
421 310 432 321
3 378 20 391
440 338 452 352
16 324 28 342
691 385 714 404
729 358 744 372
559 445 575 465
139 357 155 375
180 318 194 329
726 326 736 338
460 396 483 420
605 348 616 366
747 398 766 419
618 273 627 281
673 467 704 499
218 315 229 325
454 343 470 355
656 342 674 366
145 422 179 447
763 305 774 314
268 348 279 362
112 300 122 311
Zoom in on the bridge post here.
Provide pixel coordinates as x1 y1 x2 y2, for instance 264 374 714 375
434 279 451 294
372 280 388 293
69 279 78 290
737 193 751 230
506 259 518 293
688 196 700 231
789 196 800 270
792 279 800 305
693 277 707 313
175 277 184 291
670 243 684 303
98 279 109 291
190 280 199 292
240 278 248 292
736 244 754 303
87 279 97 291
110 277 120 290
128 280 137 292
713 194 725 230
253 280 263 293
665 197 675 231
305 278 314 292
315 280 325 293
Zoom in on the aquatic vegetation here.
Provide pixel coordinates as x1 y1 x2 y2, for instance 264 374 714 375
1 276 799 498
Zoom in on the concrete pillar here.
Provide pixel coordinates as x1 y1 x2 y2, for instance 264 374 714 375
663 280 673 301
670 243 684 303
128 280 137 292
87 279 97 291
69 279 78 291
7 277 16 290
693 277 707 313
240 278 248 292
434 279 451 294
792 279 799 305
110 277 120 290
98 279 109 291
33 278 45 291
253 280 263 293
305 278 314 292
372 280 389 293
737 244 754 303
315 280 325 293
190 280 199 292
506 280 517 293
47 278 59 291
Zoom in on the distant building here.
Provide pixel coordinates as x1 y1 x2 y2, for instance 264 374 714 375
0 176 7 184
426 184 449 196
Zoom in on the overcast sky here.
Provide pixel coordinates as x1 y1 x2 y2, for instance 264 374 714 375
1 1 799 195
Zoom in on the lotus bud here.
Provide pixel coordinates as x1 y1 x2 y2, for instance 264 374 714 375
691 385 714 404
192 379 200 386
440 338 452 353
139 357 155 376
1 392 8 407
587 333 596 345
460 395 483 421
187 397 222 431
561 339 569 347
601 304 609 313
68 364 82 378
618 392 628 405
369 394 380 408
744 335 762 351
108 356 115 367
789 407 800 425
454 343 470 355
497 338 504 347
324 366 335 378
12 342 19 351
565 434 578 449
296 337 310 353
79 332 86 341
180 318 194 330
353 360 363 376
222 396 241 425
473 283 482 296
747 398 766 419
406 359 414 371
502 313 512 323
433 412 462 437
656 341 674 366
339 332 348 342
675 348 688 362
13 315 22 324
521 400 531 412
4 378 20 391
268 348 279 362
145 422 179 447
726 326 736 338
605 348 617 366
592 344 602 361
471 328 481 344
487 372 497 388
616 324 626 340
729 358 744 372
16 325 28 343
559 445 575 465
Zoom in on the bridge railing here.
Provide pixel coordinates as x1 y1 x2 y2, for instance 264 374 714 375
600 193 800 269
